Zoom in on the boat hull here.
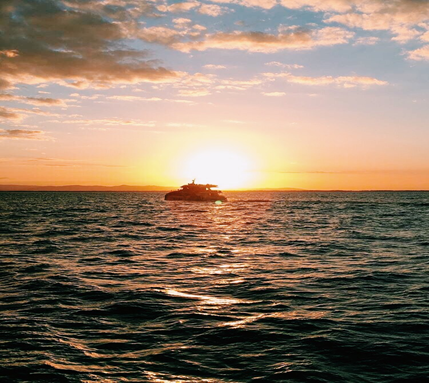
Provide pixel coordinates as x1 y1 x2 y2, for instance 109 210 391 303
165 191 227 202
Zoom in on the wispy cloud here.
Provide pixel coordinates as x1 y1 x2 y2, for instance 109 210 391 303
171 27 354 52
265 62 304 69
353 36 380 46
0 129 48 140
203 64 227 70
0 94 67 106
1 107 62 119
264 72 388 87
408 45 429 60
0 106 22 120
198 4 231 16
158 1 200 13
262 91 287 96
323 1 429 44
49 117 156 128
1 156 126 167
178 89 211 97
106 95 163 102
210 0 277 10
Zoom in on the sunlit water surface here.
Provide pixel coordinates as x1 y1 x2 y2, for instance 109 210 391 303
1 191 428 382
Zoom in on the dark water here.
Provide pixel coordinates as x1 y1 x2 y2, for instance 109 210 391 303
1 191 428 382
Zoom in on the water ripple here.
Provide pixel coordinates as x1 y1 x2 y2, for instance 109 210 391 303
0 191 428 382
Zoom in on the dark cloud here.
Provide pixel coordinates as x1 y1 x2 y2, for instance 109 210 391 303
0 0 179 89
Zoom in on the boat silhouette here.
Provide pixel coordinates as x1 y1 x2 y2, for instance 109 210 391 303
165 180 227 202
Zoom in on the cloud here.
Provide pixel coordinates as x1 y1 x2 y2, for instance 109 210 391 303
0 129 46 140
203 64 227 69
262 91 286 96
0 79 11 90
158 1 200 13
0 50 19 58
391 25 421 43
242 0 278 8
353 36 380 45
0 156 126 167
22 157 126 167
178 89 211 97
11 107 61 117
326 13 398 31
0 94 66 106
106 95 163 102
323 1 429 42
210 0 277 10
276 1 429 44
288 74 387 87
62 0 160 19
0 106 22 120
71 93 195 103
69 93 103 100
281 0 429 19
279 0 354 12
198 4 231 16
138 26 185 45
173 18 192 27
0 0 180 90
266 61 304 69
172 27 353 52
174 31 307 52
408 45 429 60
50 117 156 128
264 72 388 87
314 26 355 45
216 78 263 90
421 31 429 42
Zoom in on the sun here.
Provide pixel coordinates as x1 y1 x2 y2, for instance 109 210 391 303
181 147 253 189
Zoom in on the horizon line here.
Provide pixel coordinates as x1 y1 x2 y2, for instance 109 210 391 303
0 184 428 192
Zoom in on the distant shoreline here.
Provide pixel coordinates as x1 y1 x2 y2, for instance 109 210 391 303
0 185 428 192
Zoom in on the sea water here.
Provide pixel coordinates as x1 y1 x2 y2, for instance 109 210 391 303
1 191 428 382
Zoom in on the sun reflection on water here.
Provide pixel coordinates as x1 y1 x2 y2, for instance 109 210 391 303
163 289 245 306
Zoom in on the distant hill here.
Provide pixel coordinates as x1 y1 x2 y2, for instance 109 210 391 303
1 185 425 192
0 184 309 192
0 184 174 192
239 187 304 191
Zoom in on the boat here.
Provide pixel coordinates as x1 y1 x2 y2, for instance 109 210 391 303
165 180 227 202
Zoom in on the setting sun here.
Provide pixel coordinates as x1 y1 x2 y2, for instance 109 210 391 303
181 148 254 190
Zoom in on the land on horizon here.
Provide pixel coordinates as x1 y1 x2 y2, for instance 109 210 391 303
0 184 427 192
0 184 302 192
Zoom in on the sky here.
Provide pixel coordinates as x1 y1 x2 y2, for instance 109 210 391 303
1 0 429 190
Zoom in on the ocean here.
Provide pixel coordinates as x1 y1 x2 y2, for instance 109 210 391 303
1 191 428 382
